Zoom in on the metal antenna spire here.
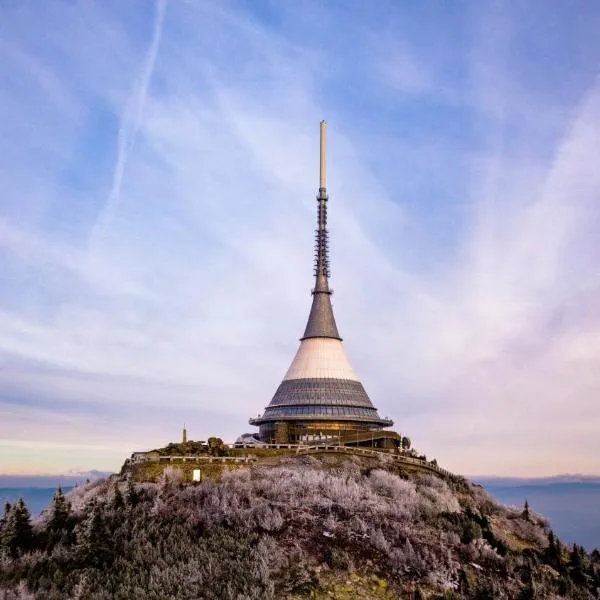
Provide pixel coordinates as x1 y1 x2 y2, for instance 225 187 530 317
314 120 330 294
319 119 327 191
301 120 341 340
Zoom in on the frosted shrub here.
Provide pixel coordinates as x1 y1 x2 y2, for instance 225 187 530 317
425 563 459 591
368 470 417 501
467 538 503 566
65 479 110 516
159 466 184 486
415 477 460 516
221 467 251 484
324 474 365 510
347 515 368 537
254 505 284 532
0 582 36 600
389 539 423 575
370 528 390 553
322 514 338 532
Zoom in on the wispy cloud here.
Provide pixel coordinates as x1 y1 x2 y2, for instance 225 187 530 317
1 1 599 476
91 0 167 241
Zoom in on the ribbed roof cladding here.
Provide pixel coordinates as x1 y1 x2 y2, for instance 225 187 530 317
269 378 373 408
301 291 341 340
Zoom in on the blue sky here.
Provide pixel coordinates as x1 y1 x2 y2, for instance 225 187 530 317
1 1 600 476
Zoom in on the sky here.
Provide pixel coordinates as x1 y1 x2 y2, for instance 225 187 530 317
1 1 600 477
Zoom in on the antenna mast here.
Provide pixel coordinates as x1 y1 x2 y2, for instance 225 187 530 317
314 121 330 293
319 120 327 191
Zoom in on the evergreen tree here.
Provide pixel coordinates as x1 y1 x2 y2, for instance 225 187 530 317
554 538 566 573
569 543 587 585
76 501 112 568
523 499 530 522
1 498 33 557
49 486 71 532
126 479 140 507
0 501 11 534
111 484 125 511
517 559 536 599
544 530 560 569
0 501 10 555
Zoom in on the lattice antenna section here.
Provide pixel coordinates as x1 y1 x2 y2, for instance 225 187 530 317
314 197 331 280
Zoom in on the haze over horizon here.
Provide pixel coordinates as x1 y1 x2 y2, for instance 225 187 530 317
1 1 600 477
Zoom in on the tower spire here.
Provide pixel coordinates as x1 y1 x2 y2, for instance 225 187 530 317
319 119 327 191
314 120 330 294
301 120 341 340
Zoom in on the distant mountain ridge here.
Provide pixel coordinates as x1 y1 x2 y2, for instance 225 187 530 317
475 475 600 487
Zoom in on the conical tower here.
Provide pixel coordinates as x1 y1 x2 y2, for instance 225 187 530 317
250 121 393 444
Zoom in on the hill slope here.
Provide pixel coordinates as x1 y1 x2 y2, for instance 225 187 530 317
1 456 599 599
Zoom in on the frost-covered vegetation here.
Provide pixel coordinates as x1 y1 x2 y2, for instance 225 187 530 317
1 458 599 599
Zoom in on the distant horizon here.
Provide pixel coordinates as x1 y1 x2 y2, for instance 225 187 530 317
3 472 600 487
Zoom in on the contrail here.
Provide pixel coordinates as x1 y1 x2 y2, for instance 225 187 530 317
90 0 167 243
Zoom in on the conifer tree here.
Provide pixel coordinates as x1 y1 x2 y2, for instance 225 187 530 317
1 498 33 557
76 501 110 567
111 484 125 511
0 501 11 534
523 499 530 522
569 543 587 585
544 530 560 569
49 486 72 532
126 480 140 507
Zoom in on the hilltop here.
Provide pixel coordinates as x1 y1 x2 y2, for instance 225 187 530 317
1 455 599 599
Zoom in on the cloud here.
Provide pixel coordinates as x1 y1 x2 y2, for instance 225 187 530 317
376 40 434 95
0 1 599 476
91 0 168 241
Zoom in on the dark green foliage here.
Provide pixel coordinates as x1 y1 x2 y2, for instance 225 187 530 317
461 520 483 545
0 498 33 558
522 499 530 522
48 487 71 533
543 530 561 570
125 479 140 506
207 436 226 456
152 437 227 458
110 485 125 511
438 591 462 600
440 510 506 555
